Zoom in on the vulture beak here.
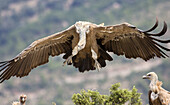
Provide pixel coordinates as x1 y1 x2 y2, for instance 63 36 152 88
142 75 149 79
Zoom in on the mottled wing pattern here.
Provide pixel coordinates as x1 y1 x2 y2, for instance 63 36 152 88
95 19 170 61
0 25 75 83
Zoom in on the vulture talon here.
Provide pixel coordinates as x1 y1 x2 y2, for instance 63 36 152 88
63 55 73 66
94 60 101 71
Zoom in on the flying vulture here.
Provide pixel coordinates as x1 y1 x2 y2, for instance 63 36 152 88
12 94 27 105
143 72 170 105
0 19 170 83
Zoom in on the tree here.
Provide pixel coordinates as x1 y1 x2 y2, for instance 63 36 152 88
72 83 142 105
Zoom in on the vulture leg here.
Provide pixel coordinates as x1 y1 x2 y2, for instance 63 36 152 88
63 46 78 65
63 55 73 65
91 48 101 71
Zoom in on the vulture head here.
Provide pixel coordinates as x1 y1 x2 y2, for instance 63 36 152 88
142 72 158 81
75 21 91 50
75 21 90 34
143 72 159 93
12 94 27 105
20 94 27 104
143 72 170 104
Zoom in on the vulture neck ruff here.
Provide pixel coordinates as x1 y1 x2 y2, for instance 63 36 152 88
149 72 159 101
149 73 158 93
75 21 90 51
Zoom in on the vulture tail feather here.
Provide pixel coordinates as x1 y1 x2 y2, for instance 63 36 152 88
98 46 113 61
97 56 106 67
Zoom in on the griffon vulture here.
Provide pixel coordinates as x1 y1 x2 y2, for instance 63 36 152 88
0 19 170 83
12 94 27 105
143 72 170 105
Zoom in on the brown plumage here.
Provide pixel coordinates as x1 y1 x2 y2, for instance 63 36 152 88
143 72 170 105
0 19 170 83
12 94 27 105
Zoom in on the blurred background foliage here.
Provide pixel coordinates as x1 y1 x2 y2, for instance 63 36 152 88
0 0 170 105
72 83 142 105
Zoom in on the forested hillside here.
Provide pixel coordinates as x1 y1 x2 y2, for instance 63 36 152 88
0 0 170 105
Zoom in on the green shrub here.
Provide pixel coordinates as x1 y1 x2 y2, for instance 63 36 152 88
72 83 142 105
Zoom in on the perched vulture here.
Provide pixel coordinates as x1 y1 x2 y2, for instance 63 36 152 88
143 72 170 105
12 94 27 105
0 19 170 83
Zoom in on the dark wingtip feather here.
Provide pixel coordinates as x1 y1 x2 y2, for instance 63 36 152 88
154 42 170 51
146 21 167 37
152 21 167 36
149 36 170 43
144 18 158 33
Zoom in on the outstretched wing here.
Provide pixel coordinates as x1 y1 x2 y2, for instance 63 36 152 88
95 19 170 61
0 25 75 83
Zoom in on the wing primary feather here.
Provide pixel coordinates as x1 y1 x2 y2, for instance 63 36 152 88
63 42 71 51
40 47 49 65
11 60 23 77
36 48 44 66
57 44 64 53
129 37 139 58
106 41 112 51
142 38 155 58
53 44 60 55
0 60 20 81
40 47 47 65
24 53 32 75
31 49 39 68
0 63 10 72
4 62 18 80
147 38 167 57
33 48 41 68
121 38 131 58
132 38 146 58
145 38 163 57
138 37 153 60
0 60 14 66
17 56 30 76
0 62 9 68
144 18 158 33
146 21 167 37
129 38 141 58
51 44 58 56
126 38 137 58
7 61 21 78
20 53 32 76
111 41 117 54
152 41 170 51
126 38 136 58
136 37 148 60
149 36 170 43
109 41 113 52
114 41 119 55
0 61 9 64
116 40 124 55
